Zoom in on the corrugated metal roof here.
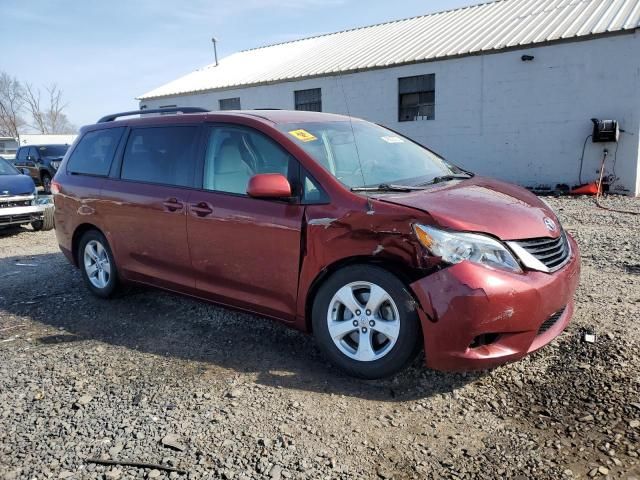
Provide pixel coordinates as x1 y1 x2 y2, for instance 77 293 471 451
139 0 640 100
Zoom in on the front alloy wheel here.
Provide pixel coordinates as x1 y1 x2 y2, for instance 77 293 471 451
312 265 421 379
328 281 401 362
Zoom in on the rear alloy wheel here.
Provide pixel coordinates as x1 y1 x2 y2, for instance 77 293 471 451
312 265 421 379
78 231 119 298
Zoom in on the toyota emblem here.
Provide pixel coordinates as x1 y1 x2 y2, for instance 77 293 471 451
544 217 556 231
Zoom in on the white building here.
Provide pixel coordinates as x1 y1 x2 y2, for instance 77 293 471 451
0 137 19 160
139 0 640 196
18 134 77 147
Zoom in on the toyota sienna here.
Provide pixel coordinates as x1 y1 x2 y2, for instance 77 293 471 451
52 108 580 379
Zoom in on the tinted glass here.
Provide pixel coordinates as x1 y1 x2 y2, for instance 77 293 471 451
121 126 199 187
16 148 27 161
28 147 38 159
203 126 294 195
301 170 328 204
0 159 19 175
219 97 240 110
67 128 124 176
278 121 457 189
37 145 69 158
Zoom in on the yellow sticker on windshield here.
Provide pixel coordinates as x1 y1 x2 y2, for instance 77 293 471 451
289 129 317 142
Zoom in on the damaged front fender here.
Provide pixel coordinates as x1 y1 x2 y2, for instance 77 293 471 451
295 197 436 331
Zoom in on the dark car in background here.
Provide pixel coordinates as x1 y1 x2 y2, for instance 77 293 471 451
14 144 69 193
0 157 54 231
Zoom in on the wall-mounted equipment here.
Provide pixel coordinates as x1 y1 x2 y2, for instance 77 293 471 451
591 118 619 143
521 54 535 61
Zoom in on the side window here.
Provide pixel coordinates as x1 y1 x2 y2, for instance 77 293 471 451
121 126 199 187
301 169 329 204
28 147 38 160
203 126 295 195
67 128 124 176
16 148 27 161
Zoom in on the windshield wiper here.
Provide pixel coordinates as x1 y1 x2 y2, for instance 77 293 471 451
419 173 473 186
350 183 426 192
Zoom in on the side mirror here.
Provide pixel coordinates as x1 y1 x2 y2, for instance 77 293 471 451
247 173 292 199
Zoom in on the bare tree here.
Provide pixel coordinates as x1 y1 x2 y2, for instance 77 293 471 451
22 83 76 134
0 72 26 138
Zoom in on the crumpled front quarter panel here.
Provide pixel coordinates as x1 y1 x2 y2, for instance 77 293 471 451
295 198 431 330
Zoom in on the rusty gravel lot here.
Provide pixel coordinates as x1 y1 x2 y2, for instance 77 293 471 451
0 196 639 480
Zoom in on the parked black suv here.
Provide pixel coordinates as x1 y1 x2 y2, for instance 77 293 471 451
14 144 69 193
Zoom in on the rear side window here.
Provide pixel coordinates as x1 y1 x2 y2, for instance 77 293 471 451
121 126 199 187
16 148 27 161
67 128 124 176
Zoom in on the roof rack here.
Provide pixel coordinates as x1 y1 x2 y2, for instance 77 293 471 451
97 107 209 123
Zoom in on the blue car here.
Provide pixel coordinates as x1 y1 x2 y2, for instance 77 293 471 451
0 157 53 231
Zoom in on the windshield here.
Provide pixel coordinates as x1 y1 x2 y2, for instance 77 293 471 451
0 159 20 175
37 145 68 158
278 120 463 188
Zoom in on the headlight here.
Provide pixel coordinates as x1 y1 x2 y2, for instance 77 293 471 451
414 224 522 273
50 161 61 170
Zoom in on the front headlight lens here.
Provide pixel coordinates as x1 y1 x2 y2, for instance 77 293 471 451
414 224 522 273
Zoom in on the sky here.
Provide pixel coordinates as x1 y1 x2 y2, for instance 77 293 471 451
1 0 484 128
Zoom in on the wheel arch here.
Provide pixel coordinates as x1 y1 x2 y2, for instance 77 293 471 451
304 255 425 333
71 223 105 267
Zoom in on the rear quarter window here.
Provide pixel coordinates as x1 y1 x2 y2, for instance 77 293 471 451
66 128 124 176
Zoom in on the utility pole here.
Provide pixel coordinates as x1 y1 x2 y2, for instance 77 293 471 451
211 37 219 66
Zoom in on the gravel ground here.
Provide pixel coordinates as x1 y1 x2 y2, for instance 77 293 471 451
0 196 639 480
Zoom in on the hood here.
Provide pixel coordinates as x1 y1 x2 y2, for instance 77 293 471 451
0 174 36 196
373 176 561 241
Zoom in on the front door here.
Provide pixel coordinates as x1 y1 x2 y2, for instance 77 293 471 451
187 124 305 320
14 147 38 179
100 125 201 291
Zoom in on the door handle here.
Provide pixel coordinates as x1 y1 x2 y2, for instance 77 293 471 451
163 198 184 212
190 202 213 217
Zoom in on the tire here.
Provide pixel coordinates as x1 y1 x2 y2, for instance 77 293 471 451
32 205 54 231
77 230 120 298
312 265 421 379
41 173 52 194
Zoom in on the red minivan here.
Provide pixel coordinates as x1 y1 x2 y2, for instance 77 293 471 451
53 108 580 379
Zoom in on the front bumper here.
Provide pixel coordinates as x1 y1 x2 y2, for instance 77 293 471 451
0 204 44 227
410 234 581 371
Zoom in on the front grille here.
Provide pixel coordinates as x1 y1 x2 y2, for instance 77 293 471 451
514 231 570 271
537 307 565 335
0 214 34 225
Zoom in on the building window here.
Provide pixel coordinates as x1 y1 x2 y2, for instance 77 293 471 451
294 88 322 112
398 74 435 122
219 97 241 110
